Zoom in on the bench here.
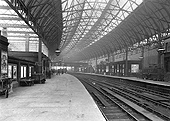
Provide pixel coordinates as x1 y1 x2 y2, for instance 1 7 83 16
20 78 34 86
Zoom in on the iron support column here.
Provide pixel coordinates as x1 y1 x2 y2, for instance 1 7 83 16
157 32 163 80
38 37 42 73
95 57 98 73
17 62 21 83
108 53 110 62
112 53 115 62
141 46 144 70
125 48 128 76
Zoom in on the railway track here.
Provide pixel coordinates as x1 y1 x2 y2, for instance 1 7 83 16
92 75 170 98
72 74 170 121
88 76 170 108
81 78 152 121
96 81 170 108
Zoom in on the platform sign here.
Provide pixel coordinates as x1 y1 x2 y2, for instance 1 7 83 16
1 51 8 74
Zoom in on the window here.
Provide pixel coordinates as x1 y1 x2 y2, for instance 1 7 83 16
29 66 32 77
106 66 109 72
122 64 125 74
21 65 27 78
112 65 114 73
24 66 26 77
21 66 23 78
8 65 12 78
13 65 17 79
117 64 119 72
131 64 139 73
8 64 17 79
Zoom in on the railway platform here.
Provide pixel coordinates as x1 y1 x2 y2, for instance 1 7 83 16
111 75 170 87
0 74 106 121
83 73 170 87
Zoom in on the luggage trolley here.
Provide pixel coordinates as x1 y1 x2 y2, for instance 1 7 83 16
0 78 10 98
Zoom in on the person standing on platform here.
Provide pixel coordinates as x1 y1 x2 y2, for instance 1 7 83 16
9 79 13 93
56 69 58 75
61 69 64 74
58 69 61 75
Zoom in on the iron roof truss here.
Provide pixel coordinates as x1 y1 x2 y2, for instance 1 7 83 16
4 0 63 54
61 0 170 61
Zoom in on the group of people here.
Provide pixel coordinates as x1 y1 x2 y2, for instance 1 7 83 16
56 68 67 75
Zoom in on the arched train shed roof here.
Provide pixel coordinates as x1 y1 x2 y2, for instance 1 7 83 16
62 0 170 61
4 0 170 62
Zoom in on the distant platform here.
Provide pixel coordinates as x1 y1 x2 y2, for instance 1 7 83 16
0 74 106 121
81 73 170 87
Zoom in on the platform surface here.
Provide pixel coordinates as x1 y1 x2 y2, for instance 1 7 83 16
83 73 170 87
0 74 106 121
